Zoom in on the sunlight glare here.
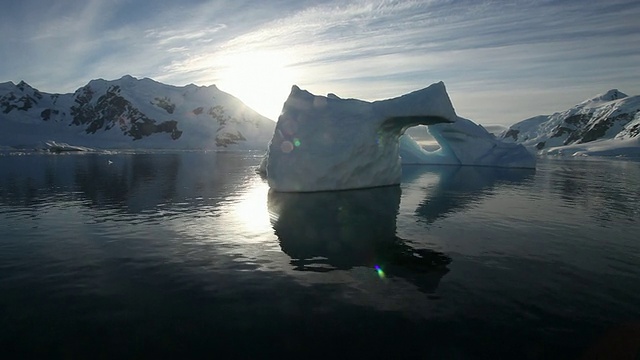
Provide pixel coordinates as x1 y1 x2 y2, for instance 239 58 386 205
215 50 299 120
232 179 271 235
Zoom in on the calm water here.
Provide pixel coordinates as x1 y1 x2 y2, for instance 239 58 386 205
1 152 639 359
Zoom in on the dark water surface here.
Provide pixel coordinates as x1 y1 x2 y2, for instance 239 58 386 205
1 152 639 359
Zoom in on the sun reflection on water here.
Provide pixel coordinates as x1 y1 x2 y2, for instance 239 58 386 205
230 176 271 236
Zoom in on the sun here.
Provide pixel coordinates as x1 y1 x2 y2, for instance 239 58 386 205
215 50 299 120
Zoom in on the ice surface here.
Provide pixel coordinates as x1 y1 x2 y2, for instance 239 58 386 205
543 137 640 158
261 82 536 192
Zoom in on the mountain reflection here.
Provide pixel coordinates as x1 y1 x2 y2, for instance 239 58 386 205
268 186 451 293
73 153 182 211
0 152 259 213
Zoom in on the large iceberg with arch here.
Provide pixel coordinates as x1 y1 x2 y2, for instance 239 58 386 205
259 82 535 192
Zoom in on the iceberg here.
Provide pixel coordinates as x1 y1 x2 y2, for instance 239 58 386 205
260 82 535 192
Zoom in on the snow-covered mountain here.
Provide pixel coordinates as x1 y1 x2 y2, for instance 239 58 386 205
500 89 640 157
0 75 275 150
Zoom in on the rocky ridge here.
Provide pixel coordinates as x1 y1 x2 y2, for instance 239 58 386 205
0 75 275 150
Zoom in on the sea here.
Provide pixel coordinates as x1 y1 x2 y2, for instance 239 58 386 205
0 151 639 359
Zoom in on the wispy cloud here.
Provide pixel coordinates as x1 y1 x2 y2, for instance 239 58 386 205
208 0 640 122
145 25 227 46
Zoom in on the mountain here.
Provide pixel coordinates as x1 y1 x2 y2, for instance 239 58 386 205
0 75 276 150
500 89 640 157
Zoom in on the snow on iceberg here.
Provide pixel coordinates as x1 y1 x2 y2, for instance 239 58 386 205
260 82 536 192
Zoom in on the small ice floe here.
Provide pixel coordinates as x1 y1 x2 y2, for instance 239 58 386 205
45 141 94 153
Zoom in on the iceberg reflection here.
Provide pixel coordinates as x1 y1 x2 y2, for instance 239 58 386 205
268 186 451 292
402 165 535 224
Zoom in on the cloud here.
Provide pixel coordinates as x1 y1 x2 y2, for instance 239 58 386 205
207 0 640 123
1 0 639 124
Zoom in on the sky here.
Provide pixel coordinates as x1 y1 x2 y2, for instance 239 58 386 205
1 0 639 126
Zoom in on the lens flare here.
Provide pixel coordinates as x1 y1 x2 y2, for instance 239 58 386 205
374 264 385 279
280 141 294 153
